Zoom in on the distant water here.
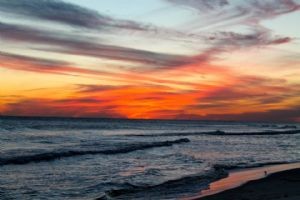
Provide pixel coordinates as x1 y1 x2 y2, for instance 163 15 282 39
0 117 299 200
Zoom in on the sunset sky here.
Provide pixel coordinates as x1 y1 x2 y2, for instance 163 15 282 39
0 0 300 122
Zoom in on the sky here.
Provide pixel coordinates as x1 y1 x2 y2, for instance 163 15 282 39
0 0 300 122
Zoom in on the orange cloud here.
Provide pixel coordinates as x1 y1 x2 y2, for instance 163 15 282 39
2 70 299 122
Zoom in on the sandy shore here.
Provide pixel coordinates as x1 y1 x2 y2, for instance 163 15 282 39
196 165 300 200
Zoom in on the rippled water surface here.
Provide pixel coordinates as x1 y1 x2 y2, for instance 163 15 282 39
0 117 299 200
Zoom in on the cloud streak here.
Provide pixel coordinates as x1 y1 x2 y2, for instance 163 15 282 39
0 0 149 31
0 21 195 69
166 0 229 11
167 0 300 28
0 0 208 40
0 51 112 76
208 31 292 47
0 3 293 73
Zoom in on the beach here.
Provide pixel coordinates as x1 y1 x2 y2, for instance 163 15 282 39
195 164 300 200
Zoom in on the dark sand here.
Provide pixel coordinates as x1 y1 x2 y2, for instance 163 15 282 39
198 168 300 200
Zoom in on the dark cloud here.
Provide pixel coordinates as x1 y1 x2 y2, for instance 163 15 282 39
77 84 121 93
208 31 292 48
1 99 79 117
167 0 300 27
0 51 68 75
146 105 300 122
199 86 296 106
0 1 296 74
0 20 293 75
0 0 220 43
3 97 299 122
199 75 300 103
270 37 292 45
55 98 102 104
0 51 68 67
76 84 174 96
0 51 111 76
246 0 300 22
0 0 148 31
0 13 292 73
198 106 300 122
1 98 125 118
0 22 193 69
182 30 293 69
50 45 190 68
167 0 229 11
0 21 82 45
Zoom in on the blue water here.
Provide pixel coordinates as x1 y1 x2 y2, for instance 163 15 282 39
0 117 299 200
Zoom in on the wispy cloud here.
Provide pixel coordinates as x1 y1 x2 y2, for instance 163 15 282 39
166 0 229 11
0 0 294 73
0 0 206 40
0 0 149 31
207 31 292 47
0 51 111 76
0 21 192 69
167 0 300 27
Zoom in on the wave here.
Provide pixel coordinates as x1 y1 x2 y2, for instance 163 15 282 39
96 166 228 200
279 125 297 129
259 124 297 129
0 138 190 166
96 161 297 200
124 129 300 137
212 129 300 135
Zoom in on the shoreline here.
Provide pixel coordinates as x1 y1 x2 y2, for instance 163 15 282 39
183 162 300 200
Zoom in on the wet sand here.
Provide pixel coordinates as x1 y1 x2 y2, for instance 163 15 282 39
195 164 300 200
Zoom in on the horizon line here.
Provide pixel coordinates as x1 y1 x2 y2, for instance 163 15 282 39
0 115 298 124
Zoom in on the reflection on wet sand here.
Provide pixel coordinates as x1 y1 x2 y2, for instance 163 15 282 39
184 162 300 200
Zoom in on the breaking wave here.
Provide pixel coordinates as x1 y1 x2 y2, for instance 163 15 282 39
124 129 300 137
97 166 228 200
0 138 190 165
96 161 295 200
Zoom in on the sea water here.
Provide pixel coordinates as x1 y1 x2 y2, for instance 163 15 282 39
0 117 299 200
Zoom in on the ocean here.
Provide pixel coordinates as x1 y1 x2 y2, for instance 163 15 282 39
0 117 299 200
